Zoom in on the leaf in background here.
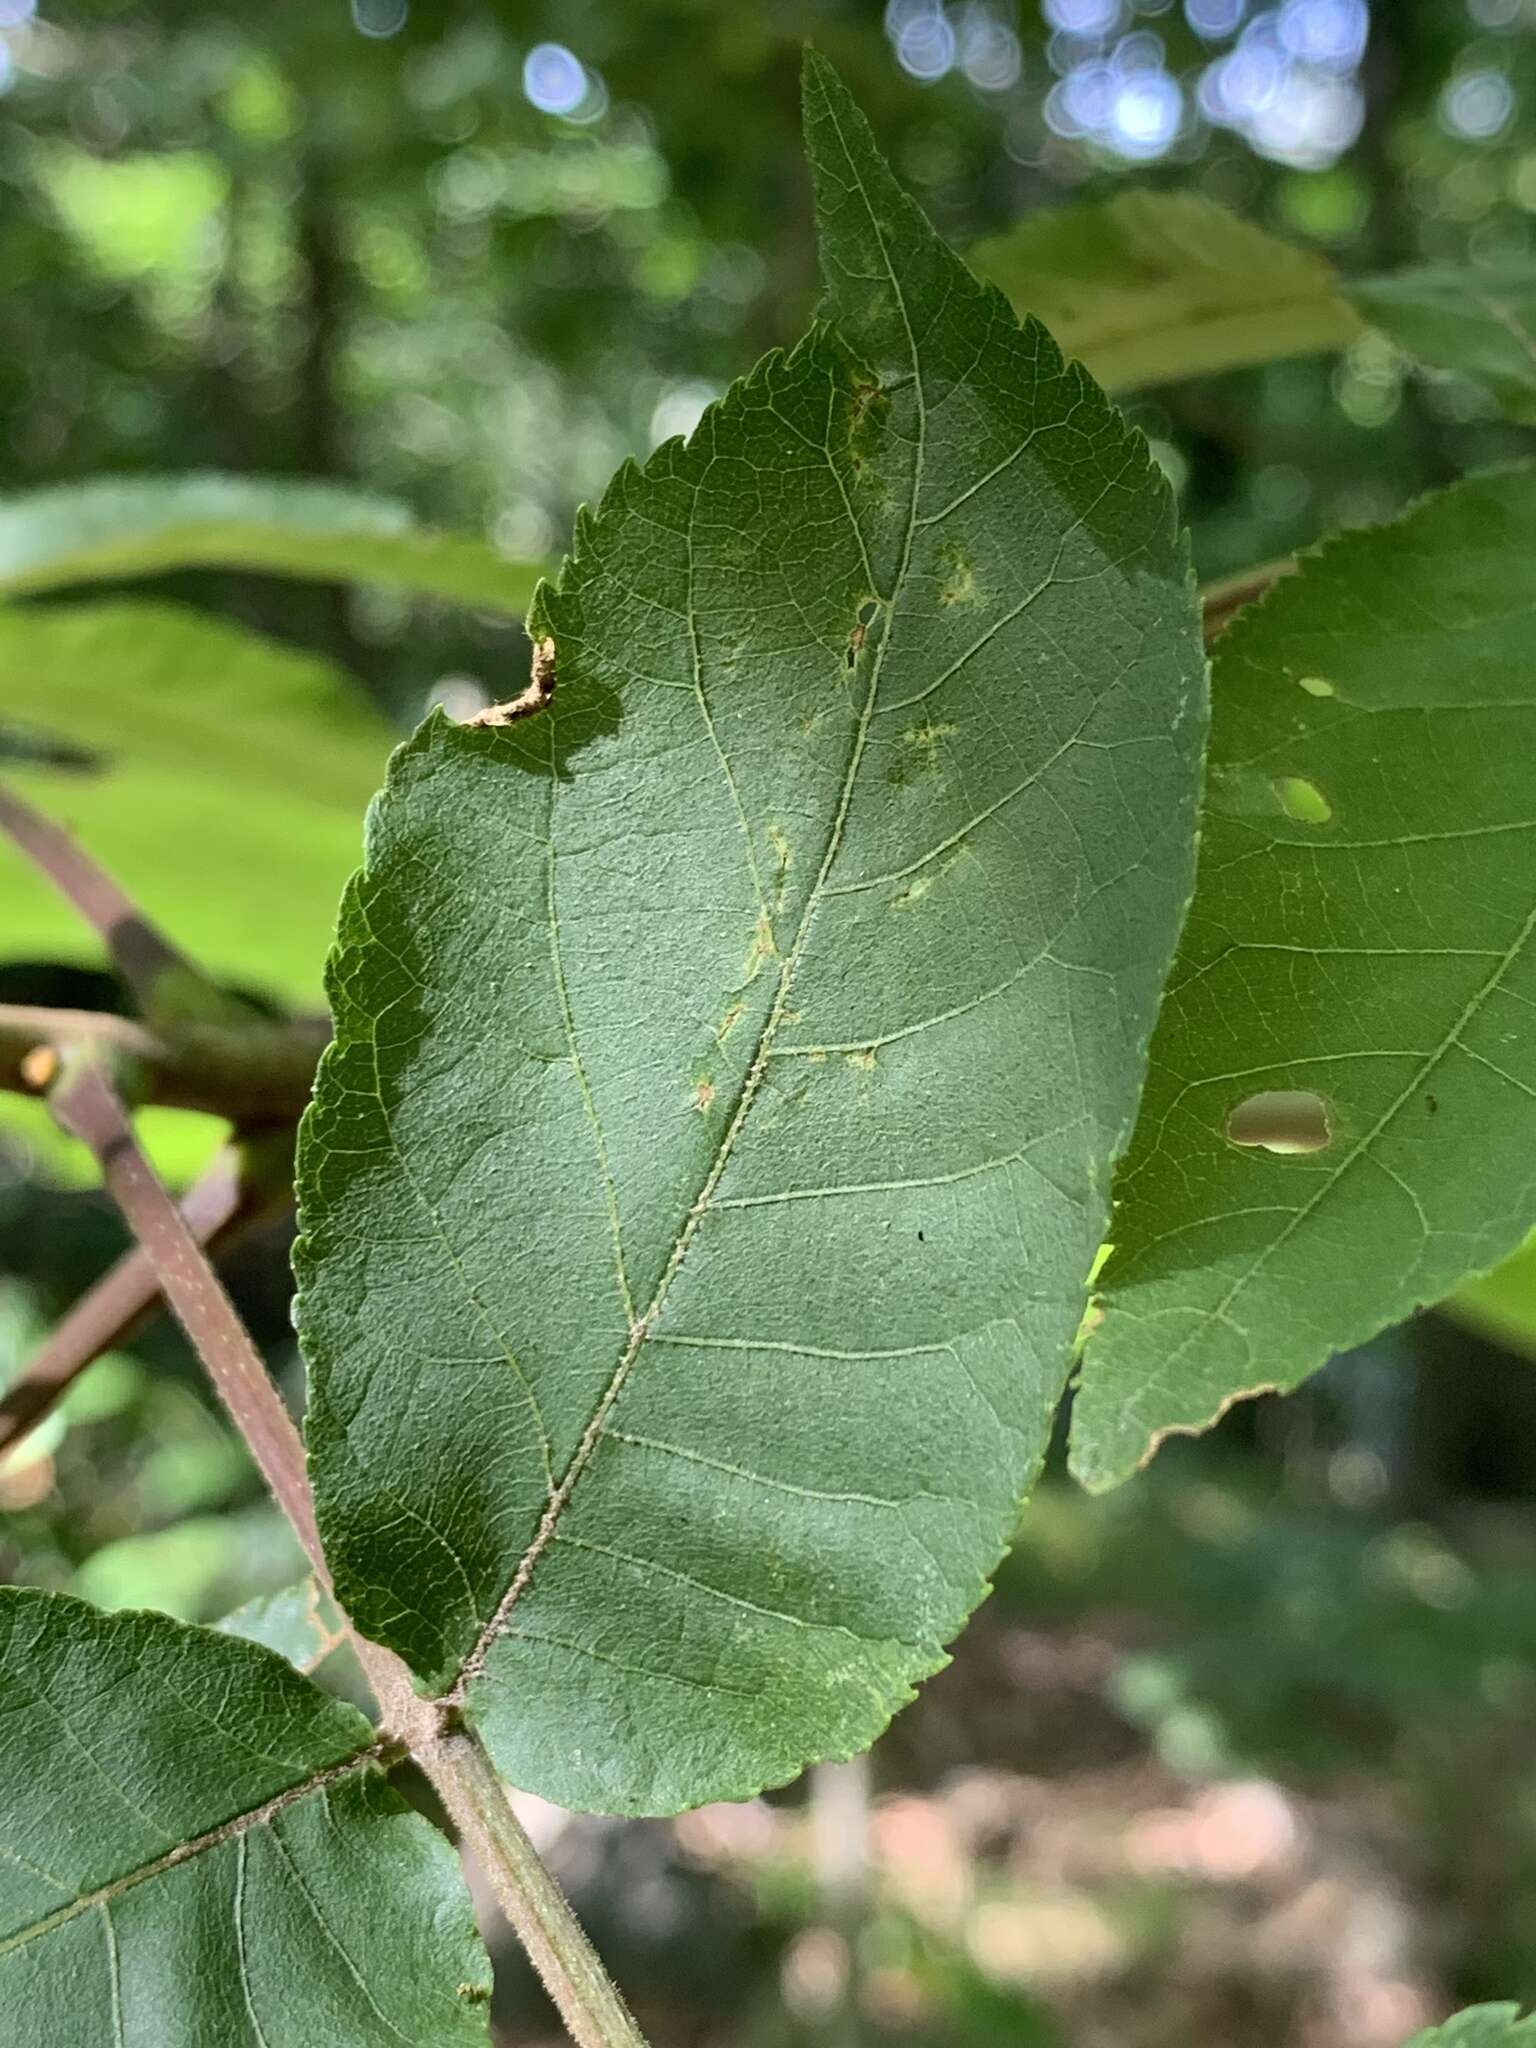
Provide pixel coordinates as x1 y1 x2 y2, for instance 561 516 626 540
1348 271 1536 425
0 601 391 1006
1406 2010 1536 2047
970 190 1362 392
972 190 1536 422
0 473 541 613
0 1588 490 2046
215 1579 348 1678
1444 1226 1536 1360
1072 465 1536 1490
296 54 1204 1815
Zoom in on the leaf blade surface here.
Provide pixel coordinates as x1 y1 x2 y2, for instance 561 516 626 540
297 55 1205 1815
1073 464 1536 1489
0 1588 490 2047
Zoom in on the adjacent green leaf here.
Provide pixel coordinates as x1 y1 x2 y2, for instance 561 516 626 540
0 1588 490 2046
1072 465 1536 1490
1348 270 1536 425
296 55 1204 1816
216 1579 349 1677
972 190 1536 420
0 473 541 613
0 601 392 1005
1445 1226 1536 1360
1406 2009 1536 2047
970 191 1362 392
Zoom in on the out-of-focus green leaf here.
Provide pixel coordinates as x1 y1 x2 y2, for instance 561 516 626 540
970 191 1362 392
1406 2009 1536 2047
0 600 392 1005
295 53 1204 1816
0 474 541 613
1073 465 1536 1490
216 1579 348 1677
71 1507 301 1622
0 1589 491 2046
972 191 1536 422
1348 271 1536 425
1446 1227 1536 1359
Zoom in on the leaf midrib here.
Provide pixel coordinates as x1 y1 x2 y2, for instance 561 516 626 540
0 1746 382 1962
449 83 928 1701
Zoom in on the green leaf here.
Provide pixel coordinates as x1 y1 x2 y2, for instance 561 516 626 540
1072 465 1536 1490
216 1579 349 1678
1445 1226 1536 1359
296 54 1204 1815
0 473 541 613
0 1588 491 2046
1406 2009 1536 2047
0 601 393 1006
969 191 1362 392
972 191 1536 420
1347 270 1536 425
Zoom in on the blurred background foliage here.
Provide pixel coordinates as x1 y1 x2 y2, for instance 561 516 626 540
4 2 1536 2043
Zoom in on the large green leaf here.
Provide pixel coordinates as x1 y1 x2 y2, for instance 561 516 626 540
295 55 1204 1816
1406 2010 1536 2047
0 600 393 1004
972 191 1536 417
0 1588 490 2046
0 473 541 613
1072 465 1536 1490
970 191 1362 392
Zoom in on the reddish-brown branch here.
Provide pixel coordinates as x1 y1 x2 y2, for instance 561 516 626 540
45 1057 650 2048
49 1061 327 1573
1201 558 1294 644
0 1001 327 1122
0 1143 292 1456
0 781 193 1009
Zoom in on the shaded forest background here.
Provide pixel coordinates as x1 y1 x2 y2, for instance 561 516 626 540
4 3 1536 2043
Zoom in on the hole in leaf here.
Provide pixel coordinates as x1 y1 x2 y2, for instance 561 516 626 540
1298 675 1335 698
1226 1089 1332 1155
1274 775 1332 824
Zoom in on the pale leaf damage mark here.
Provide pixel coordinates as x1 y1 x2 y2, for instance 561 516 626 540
466 636 557 727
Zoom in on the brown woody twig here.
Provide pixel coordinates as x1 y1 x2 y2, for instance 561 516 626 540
0 781 195 1012
44 1056 650 2048
0 1137 293 1457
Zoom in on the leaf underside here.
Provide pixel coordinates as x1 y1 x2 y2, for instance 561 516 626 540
216 1578 350 1679
0 1588 489 2047
296 54 1204 1815
1073 464 1536 1490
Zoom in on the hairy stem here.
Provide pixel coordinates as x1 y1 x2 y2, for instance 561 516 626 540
47 1058 655 2048
0 1130 295 1455
417 1720 650 2048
